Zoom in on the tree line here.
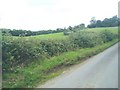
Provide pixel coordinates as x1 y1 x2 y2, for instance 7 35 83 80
1 23 85 36
1 28 65 36
87 15 119 28
1 15 119 36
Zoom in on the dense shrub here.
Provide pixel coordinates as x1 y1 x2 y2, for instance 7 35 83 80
69 32 103 48
100 30 118 43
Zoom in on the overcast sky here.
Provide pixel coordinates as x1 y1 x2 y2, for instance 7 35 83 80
0 0 119 31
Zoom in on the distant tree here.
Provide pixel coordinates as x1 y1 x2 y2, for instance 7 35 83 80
68 26 73 31
90 17 96 24
56 28 64 33
110 15 118 27
79 23 85 30
87 17 96 28
1 29 11 36
96 20 102 27
73 25 79 29
102 18 110 27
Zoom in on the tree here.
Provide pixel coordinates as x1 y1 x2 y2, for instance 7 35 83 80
79 23 85 30
96 20 102 27
90 17 96 24
68 26 73 31
87 17 96 28
87 15 118 28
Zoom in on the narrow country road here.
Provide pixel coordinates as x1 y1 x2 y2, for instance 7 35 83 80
38 43 118 88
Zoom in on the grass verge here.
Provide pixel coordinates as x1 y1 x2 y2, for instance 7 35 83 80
3 39 118 88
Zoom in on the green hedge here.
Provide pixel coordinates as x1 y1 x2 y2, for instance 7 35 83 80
2 30 118 72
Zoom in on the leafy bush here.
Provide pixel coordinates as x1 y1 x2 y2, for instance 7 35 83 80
100 30 118 42
69 31 103 48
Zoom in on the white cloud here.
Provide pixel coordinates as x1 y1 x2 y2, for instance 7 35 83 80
0 0 119 31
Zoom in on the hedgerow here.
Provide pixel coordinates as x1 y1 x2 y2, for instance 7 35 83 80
2 30 118 72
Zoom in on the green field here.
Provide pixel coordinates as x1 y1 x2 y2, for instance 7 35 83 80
84 27 118 33
10 32 68 40
28 32 68 40
6 27 118 41
2 27 118 88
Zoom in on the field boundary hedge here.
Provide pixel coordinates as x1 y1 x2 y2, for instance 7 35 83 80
2 29 118 72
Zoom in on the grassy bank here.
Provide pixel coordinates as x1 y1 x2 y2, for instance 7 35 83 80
3 38 118 88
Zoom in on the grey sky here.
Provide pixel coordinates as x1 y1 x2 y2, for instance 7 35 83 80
0 0 119 31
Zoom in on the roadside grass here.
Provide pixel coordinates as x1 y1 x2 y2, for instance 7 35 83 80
2 38 118 88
